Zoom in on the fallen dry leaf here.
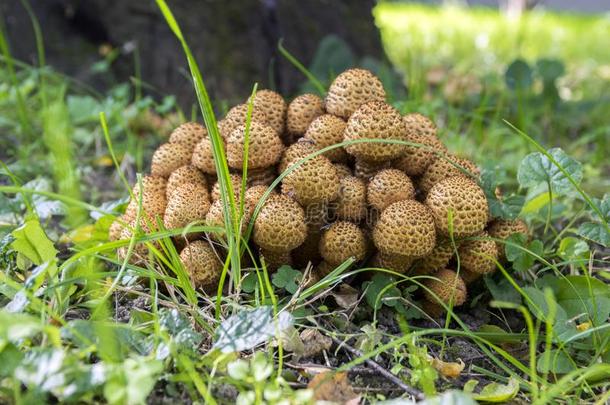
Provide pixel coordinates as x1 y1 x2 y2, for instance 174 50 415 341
308 371 360 403
332 283 359 309
430 357 465 379
300 328 332 358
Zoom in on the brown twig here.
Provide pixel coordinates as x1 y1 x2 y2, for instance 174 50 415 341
328 334 425 400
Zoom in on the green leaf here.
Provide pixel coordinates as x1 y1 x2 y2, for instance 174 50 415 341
505 59 533 91
577 194 610 247
517 147 583 196
556 237 589 261
0 344 24 377
104 357 163 405
485 276 521 304
213 306 293 353
11 219 57 266
241 272 258 293
305 35 355 88
362 274 402 310
537 349 575 374
271 265 303 294
505 234 543 272
473 376 519 402
480 169 524 220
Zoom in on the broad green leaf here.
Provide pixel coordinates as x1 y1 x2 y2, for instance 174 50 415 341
577 194 610 247
537 349 575 374
362 273 402 310
557 237 589 261
272 265 303 294
505 234 543 272
104 357 163 405
306 35 355 88
480 169 524 220
11 219 57 266
0 311 44 342
0 343 23 377
485 276 521 304
213 306 293 353
241 272 258 293
473 376 519 402
517 148 583 196
521 191 550 214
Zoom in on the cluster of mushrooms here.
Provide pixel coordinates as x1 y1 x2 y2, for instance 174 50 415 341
110 68 528 316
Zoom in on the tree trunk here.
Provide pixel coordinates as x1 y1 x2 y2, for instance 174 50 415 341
2 0 384 107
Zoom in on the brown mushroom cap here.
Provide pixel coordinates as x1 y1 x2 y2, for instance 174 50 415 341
373 200 437 258
354 158 392 180
253 194 307 252
394 114 447 176
246 166 277 187
487 219 529 260
325 68 386 118
281 153 340 207
458 232 499 275
334 163 352 179
319 221 367 266
179 240 222 291
425 176 489 238
278 139 318 174
211 174 243 202
163 183 211 231
220 103 269 138
286 93 325 136
125 176 168 222
419 155 480 195
412 240 456 276
424 269 467 306
151 142 193 178
169 122 207 151
367 169 416 212
370 252 414 274
259 248 293 272
166 165 207 199
251 89 287 134
304 114 348 162
344 101 406 162
226 121 284 170
334 175 368 222
192 137 221 174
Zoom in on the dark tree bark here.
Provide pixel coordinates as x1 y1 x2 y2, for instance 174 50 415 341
2 0 384 107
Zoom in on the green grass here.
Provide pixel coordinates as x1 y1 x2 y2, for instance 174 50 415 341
0 1 609 404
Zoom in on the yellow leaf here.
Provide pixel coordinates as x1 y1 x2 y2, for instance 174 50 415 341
576 321 591 331
95 155 114 167
430 356 465 378
61 224 96 244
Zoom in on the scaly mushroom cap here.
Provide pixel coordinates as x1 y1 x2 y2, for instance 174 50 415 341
151 142 193 178
163 183 211 230
304 114 348 162
211 174 243 202
192 137 221 174
424 269 467 306
315 260 336 277
287 93 325 136
166 165 207 199
425 176 489 238
246 166 277 187
125 176 167 222
278 139 318 174
109 215 129 241
226 121 284 169
458 232 499 275
220 103 268 138
487 219 529 260
394 114 446 176
304 203 329 229
281 153 340 207
334 175 368 222
370 252 414 274
412 240 456 276
251 89 287 134
344 101 406 162
259 248 293 272
245 185 273 210
319 221 367 266
334 163 352 179
253 194 307 252
117 225 150 265
373 200 436 258
421 300 446 318
179 240 222 291
460 269 482 285
325 68 386 118
367 169 416 212
419 155 480 194
204 199 253 241
354 158 392 180
169 122 207 151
